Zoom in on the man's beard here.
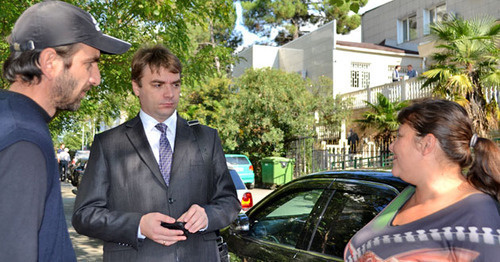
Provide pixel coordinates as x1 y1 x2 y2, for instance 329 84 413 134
52 70 85 112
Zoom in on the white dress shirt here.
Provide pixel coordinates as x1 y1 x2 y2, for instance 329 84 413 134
139 109 177 163
137 109 177 239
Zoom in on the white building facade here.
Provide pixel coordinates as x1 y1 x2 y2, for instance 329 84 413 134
233 21 423 97
362 0 500 65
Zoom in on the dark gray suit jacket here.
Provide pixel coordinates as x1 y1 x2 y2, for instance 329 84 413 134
72 115 240 262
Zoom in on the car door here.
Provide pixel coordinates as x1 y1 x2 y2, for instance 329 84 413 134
226 178 335 261
301 179 402 259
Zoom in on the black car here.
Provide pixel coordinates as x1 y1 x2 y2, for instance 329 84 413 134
68 150 90 187
221 170 409 261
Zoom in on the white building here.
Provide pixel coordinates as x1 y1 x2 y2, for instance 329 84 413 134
233 21 423 97
362 0 500 67
232 0 499 99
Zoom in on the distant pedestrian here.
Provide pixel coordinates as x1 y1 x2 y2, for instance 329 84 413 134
0 1 130 261
347 129 360 154
407 64 418 78
59 148 71 181
392 65 402 82
57 143 66 154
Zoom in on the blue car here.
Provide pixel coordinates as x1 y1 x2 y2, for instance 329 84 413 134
225 154 255 189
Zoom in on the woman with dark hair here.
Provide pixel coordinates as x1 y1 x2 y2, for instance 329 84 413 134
344 99 500 262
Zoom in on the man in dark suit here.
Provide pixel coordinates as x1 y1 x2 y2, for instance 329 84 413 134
72 44 240 261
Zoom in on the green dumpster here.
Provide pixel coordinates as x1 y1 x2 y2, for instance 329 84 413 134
261 157 295 186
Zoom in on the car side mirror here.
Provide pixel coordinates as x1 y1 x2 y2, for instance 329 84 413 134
230 213 250 233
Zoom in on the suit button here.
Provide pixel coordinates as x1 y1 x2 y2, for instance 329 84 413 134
168 198 175 204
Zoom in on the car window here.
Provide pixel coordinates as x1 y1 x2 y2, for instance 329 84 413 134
249 188 323 247
226 156 250 165
308 181 398 257
229 170 246 190
75 151 90 161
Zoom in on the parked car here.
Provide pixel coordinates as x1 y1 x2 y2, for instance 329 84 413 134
221 170 409 261
228 165 253 212
68 150 90 187
225 154 255 189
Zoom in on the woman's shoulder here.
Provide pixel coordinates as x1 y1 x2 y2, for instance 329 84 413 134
462 193 499 209
458 193 500 223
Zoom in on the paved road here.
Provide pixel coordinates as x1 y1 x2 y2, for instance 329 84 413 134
61 182 272 261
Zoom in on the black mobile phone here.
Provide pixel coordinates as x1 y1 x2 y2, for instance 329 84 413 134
160 221 188 236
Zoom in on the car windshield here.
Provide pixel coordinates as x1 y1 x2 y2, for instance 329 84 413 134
226 156 250 165
229 170 246 190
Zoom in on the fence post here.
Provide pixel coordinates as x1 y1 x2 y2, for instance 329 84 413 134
401 78 407 101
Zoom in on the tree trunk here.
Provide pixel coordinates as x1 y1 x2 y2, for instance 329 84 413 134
209 19 221 74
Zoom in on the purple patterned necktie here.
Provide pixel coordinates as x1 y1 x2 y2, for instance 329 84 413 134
155 123 172 186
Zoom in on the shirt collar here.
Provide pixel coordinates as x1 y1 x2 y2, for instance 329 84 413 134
139 110 177 133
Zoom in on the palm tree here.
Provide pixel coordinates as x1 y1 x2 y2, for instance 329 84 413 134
355 93 409 154
422 15 500 136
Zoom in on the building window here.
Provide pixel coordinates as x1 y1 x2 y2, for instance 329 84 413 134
351 63 370 88
424 4 446 35
401 15 417 42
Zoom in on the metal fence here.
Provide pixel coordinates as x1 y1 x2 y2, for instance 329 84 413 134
311 150 393 172
287 137 394 177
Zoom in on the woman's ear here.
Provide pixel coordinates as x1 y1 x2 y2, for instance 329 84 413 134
420 133 437 155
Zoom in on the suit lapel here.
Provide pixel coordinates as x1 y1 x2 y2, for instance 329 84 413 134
125 115 167 188
171 116 196 175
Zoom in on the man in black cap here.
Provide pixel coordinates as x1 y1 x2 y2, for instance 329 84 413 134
0 1 130 261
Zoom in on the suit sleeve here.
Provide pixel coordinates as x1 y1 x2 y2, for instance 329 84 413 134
202 130 241 232
72 134 143 249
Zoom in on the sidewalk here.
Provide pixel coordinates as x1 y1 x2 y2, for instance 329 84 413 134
61 182 103 262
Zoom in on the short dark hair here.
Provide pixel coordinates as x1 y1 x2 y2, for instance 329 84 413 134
131 44 182 86
398 99 500 201
2 43 79 84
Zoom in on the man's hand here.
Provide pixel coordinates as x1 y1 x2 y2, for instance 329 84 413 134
178 204 208 233
139 212 186 246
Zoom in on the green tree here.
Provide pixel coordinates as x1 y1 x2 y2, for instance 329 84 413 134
320 0 368 34
422 15 500 136
223 68 316 180
180 76 233 128
241 0 367 45
355 93 409 145
308 76 352 138
1 0 239 138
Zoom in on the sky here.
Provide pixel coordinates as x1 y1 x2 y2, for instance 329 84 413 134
233 0 393 51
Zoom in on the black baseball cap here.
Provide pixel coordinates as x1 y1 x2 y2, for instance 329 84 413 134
9 0 131 54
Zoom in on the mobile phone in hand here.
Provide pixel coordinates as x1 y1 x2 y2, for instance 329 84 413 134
160 221 188 236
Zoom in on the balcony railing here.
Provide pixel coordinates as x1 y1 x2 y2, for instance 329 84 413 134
341 78 433 109
341 78 499 109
